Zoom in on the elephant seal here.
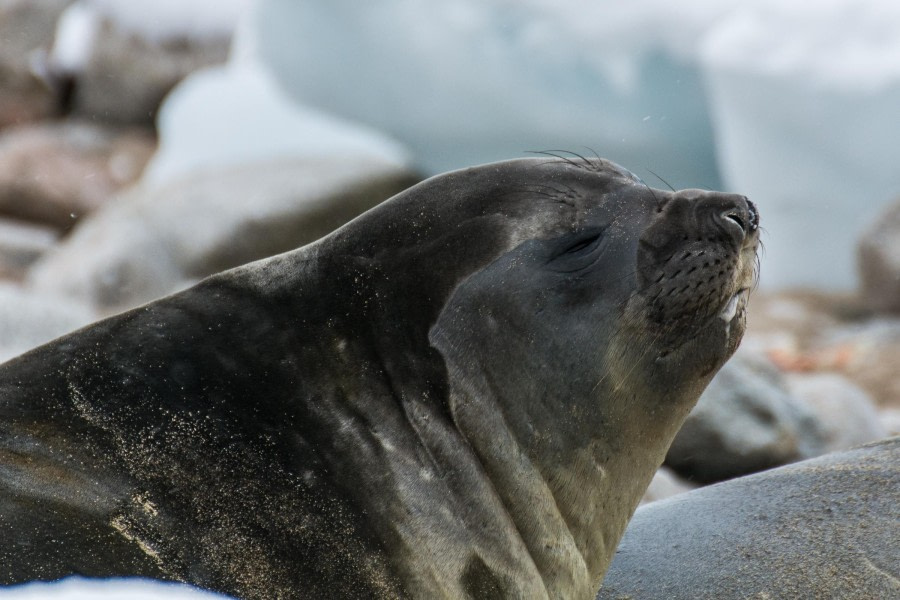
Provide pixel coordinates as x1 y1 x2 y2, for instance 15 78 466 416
598 437 900 599
0 156 759 599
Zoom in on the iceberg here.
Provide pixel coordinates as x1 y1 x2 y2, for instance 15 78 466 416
701 0 900 289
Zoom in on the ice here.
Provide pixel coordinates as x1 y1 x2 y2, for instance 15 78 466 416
250 0 748 189
143 62 411 185
4 577 228 599
701 0 900 290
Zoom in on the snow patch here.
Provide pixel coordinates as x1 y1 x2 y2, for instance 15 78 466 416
144 63 411 186
3 578 229 599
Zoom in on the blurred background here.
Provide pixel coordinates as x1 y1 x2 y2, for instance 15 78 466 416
0 0 897 499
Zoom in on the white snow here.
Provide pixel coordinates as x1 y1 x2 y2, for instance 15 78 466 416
703 0 900 92
50 3 101 75
3 578 229 599
143 63 411 186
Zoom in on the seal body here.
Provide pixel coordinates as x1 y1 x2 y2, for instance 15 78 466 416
0 157 759 599
598 437 900 599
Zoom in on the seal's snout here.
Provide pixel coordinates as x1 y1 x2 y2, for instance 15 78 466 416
636 188 760 354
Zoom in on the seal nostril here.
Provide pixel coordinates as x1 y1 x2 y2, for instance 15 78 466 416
723 212 745 232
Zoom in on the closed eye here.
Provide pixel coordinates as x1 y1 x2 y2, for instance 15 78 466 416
564 233 603 255
547 228 608 273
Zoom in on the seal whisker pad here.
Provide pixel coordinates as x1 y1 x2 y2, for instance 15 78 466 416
0 157 758 599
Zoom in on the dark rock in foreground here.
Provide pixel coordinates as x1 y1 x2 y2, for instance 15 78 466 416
599 437 900 599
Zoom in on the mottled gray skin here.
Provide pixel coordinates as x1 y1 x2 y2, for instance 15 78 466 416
598 437 900 600
0 157 758 599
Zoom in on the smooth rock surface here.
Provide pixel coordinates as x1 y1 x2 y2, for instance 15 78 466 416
599 437 900 599
666 353 825 482
27 157 419 313
0 121 155 228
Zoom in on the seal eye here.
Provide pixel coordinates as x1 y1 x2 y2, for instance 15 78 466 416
563 232 603 255
565 235 602 254
549 229 607 273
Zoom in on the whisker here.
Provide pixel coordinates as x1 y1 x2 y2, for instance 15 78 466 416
525 150 585 171
585 147 603 163
646 167 676 193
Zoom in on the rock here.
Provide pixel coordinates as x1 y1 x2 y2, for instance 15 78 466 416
746 291 900 410
639 467 694 506
598 438 900 599
0 282 96 363
0 121 155 229
820 318 900 410
858 198 900 313
785 373 886 453
45 1 246 125
27 157 419 314
0 218 58 279
665 352 826 483
0 0 71 127
881 408 900 436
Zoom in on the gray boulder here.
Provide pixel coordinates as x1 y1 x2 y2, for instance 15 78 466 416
785 372 886 453
858 197 900 313
599 437 900 599
27 157 419 313
0 0 70 127
881 408 900 437
45 2 239 125
0 121 155 229
665 353 825 482
0 218 58 279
